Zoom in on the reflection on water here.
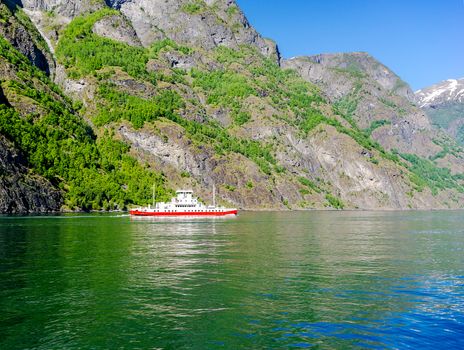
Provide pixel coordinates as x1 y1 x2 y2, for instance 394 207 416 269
1 211 464 349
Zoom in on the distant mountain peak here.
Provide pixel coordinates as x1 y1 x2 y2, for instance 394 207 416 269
415 78 464 107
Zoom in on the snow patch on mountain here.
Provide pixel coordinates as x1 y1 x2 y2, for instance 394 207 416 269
416 78 464 107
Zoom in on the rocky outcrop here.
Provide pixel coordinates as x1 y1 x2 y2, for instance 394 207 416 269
112 0 278 59
118 123 286 209
92 13 141 46
282 53 442 158
13 0 279 62
9 0 106 18
0 2 53 74
284 53 415 101
0 135 62 213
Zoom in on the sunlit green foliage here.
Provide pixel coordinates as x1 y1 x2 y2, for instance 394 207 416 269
95 84 276 175
325 194 345 209
148 38 192 58
191 69 256 106
0 37 172 210
333 92 359 128
95 84 185 128
226 5 239 17
364 119 391 136
56 8 189 83
298 176 321 193
181 0 207 15
430 138 464 161
233 111 251 125
214 46 249 64
57 26 280 175
399 153 464 195
0 101 172 210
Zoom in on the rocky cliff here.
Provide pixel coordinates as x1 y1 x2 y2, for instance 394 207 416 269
282 53 464 173
282 53 433 155
0 2 54 74
11 0 279 61
1 0 464 212
0 134 62 213
0 2 62 212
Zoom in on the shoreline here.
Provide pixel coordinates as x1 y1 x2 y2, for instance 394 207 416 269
2 207 464 216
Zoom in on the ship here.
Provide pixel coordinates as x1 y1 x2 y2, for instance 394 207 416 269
129 186 238 217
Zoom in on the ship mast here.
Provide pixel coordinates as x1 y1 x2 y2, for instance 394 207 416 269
152 183 156 208
213 184 216 207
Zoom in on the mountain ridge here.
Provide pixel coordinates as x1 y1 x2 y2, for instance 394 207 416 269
416 78 464 107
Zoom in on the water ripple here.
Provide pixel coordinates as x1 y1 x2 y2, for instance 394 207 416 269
1 211 464 349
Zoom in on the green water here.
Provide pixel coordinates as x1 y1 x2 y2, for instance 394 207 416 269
1 211 464 349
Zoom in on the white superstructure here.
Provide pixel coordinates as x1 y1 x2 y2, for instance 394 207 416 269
130 189 237 216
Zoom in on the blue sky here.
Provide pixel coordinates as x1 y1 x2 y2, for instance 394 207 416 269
236 0 464 90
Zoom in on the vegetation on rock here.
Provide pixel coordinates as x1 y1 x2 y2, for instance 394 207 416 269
0 37 172 210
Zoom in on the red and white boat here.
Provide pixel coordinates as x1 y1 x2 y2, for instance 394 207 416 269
129 188 238 217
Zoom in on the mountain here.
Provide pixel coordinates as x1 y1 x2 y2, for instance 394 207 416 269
416 78 464 145
416 78 464 107
1 0 464 212
282 53 464 174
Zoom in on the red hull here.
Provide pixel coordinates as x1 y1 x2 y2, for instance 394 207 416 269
129 209 238 217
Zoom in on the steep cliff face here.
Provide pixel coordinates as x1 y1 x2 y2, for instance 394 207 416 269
9 0 106 18
281 53 464 177
0 134 62 213
416 78 464 145
284 53 415 101
14 0 279 62
282 53 437 155
1 0 464 212
0 2 54 74
115 0 278 58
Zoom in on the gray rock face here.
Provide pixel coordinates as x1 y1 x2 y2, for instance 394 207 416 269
289 125 416 209
0 3 53 74
118 124 281 209
162 51 196 69
282 53 438 157
0 135 62 213
284 53 415 101
92 14 142 46
10 0 105 18
14 0 279 61
112 0 277 58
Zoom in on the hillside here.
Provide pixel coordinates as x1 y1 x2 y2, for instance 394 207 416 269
1 0 464 212
282 54 464 174
416 78 464 145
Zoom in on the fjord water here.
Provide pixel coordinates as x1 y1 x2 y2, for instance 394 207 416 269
1 212 463 349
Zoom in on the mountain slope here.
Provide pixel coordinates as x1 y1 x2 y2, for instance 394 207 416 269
416 78 464 145
282 53 434 155
0 30 174 211
1 0 464 211
282 53 464 174
12 0 279 61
